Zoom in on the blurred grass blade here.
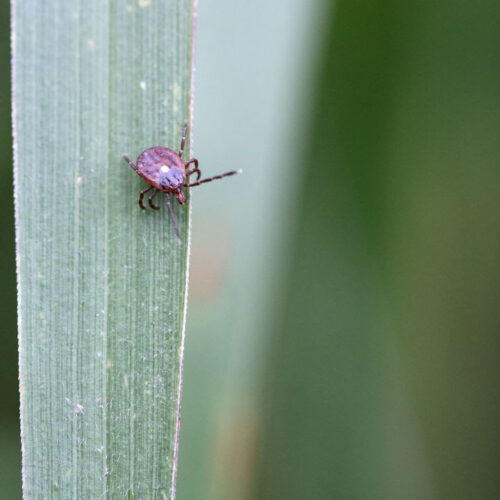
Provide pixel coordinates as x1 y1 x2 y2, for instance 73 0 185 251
13 0 195 497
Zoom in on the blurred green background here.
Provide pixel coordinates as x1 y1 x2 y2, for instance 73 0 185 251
2 1 499 499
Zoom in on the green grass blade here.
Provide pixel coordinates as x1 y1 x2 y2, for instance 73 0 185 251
13 1 195 497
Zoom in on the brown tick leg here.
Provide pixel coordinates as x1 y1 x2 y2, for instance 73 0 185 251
165 192 180 239
123 155 137 171
185 158 198 169
185 158 201 181
186 168 201 181
178 123 188 158
139 186 154 210
148 189 161 210
184 170 239 188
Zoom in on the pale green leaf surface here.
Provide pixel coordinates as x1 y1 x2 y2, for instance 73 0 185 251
13 1 195 498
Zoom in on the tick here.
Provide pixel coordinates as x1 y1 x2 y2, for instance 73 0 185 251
123 124 240 238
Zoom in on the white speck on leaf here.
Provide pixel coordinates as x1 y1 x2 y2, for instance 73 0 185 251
87 39 96 51
138 0 150 8
140 81 147 91
74 404 84 415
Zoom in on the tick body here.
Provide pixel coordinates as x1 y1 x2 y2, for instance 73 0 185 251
123 124 240 238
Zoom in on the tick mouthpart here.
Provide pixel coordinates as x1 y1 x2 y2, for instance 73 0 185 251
174 189 186 205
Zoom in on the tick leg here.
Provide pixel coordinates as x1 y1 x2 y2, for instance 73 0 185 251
148 189 161 210
165 192 180 239
185 158 201 181
186 168 201 181
184 170 240 188
139 186 154 210
123 155 137 171
178 123 188 158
